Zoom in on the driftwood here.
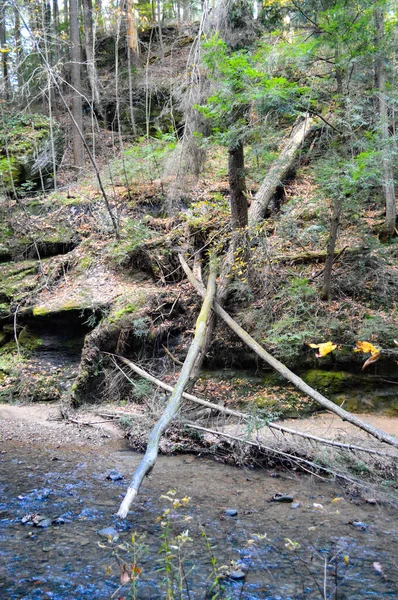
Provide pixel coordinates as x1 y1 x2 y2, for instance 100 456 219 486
187 424 361 486
117 267 217 518
249 115 315 226
179 254 398 449
115 357 396 457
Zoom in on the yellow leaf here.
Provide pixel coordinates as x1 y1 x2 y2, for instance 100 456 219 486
331 497 343 503
362 351 381 370
354 341 379 355
343 555 349 566
307 341 337 357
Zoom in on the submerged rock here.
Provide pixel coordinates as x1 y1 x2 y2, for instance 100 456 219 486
107 470 123 481
224 508 238 517
97 526 119 541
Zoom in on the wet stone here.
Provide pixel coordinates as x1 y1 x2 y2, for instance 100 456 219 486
291 502 301 509
35 518 52 528
224 509 238 517
229 569 246 580
271 493 294 503
97 526 119 541
107 470 123 482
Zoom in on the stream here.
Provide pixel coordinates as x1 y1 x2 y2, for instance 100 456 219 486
1 437 398 599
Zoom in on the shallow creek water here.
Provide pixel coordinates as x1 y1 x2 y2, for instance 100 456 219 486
1 439 397 599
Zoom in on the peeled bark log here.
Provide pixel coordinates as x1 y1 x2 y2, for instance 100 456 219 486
117 266 217 518
249 115 315 226
179 254 398 449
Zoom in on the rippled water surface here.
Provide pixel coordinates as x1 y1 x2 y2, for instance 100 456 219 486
1 440 397 599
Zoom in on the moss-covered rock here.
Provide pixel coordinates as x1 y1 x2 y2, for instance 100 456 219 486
0 113 63 193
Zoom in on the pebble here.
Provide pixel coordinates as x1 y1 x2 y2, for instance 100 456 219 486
291 502 301 509
351 521 369 531
35 518 52 528
97 526 119 541
107 470 123 481
229 569 246 580
224 509 238 517
271 493 294 503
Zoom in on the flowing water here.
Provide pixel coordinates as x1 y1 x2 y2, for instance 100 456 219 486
1 438 397 599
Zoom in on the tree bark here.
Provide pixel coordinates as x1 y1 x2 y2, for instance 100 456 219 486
82 0 103 117
69 0 85 168
249 115 315 226
320 196 342 300
179 255 398 449
229 140 248 230
0 3 9 101
375 7 396 238
117 266 217 518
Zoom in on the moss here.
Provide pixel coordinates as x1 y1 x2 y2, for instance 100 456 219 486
302 369 354 394
33 301 81 317
109 293 147 323
18 328 43 351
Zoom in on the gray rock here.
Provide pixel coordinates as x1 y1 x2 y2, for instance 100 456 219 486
271 493 294 503
97 526 119 541
107 470 123 482
35 518 52 528
229 569 246 580
291 502 301 509
224 509 238 517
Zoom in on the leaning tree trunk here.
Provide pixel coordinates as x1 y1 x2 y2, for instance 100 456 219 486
180 255 398 449
117 265 217 518
249 114 314 225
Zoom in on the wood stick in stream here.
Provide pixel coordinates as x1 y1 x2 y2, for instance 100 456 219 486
116 266 217 518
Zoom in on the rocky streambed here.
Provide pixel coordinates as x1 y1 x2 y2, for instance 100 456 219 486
1 406 398 599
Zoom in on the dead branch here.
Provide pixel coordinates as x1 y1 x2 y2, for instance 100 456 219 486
179 254 398 449
113 355 395 457
187 424 361 486
117 264 217 518
249 115 315 225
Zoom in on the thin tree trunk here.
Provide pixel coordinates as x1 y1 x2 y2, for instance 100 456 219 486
179 255 398 449
375 7 396 237
0 3 9 101
320 196 342 300
126 0 138 134
117 266 217 518
82 0 102 116
70 0 85 168
249 115 314 225
14 6 23 96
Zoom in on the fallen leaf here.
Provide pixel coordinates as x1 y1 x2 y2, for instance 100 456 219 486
308 341 337 357
354 341 380 355
362 351 381 370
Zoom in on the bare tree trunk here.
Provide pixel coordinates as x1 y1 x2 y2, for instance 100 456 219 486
320 196 342 300
229 140 248 230
375 7 396 238
126 0 138 134
180 255 398 449
70 0 85 168
249 115 314 225
0 3 9 101
82 0 103 117
117 266 217 518
14 6 23 96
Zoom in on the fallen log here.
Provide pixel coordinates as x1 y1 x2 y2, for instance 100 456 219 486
112 355 396 457
117 265 217 518
179 254 398 449
249 114 315 226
